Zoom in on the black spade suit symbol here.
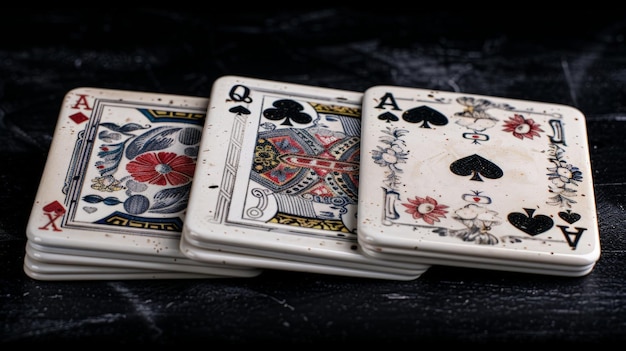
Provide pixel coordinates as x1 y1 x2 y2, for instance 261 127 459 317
450 154 503 182
559 210 581 224
402 105 448 128
377 111 399 123
229 105 250 115
508 208 554 236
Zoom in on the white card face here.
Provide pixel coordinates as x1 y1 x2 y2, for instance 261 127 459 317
26 88 210 257
183 76 429 277
358 85 600 270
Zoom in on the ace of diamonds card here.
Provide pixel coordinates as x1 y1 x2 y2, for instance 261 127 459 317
357 85 600 276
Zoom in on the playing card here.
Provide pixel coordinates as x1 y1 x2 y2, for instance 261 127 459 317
357 85 601 276
182 76 429 280
180 235 426 280
26 241 260 277
23 255 216 281
24 254 170 275
23 269 218 281
357 240 596 276
24 87 262 280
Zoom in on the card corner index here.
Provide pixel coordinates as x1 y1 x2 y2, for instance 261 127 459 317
210 75 257 95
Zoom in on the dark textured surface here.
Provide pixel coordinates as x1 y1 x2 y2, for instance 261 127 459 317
2 9 626 346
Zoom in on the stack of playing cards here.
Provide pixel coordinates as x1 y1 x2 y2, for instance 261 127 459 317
24 76 601 281
24 88 263 280
180 76 430 280
356 85 601 277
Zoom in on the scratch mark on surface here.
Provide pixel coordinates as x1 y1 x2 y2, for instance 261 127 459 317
587 113 626 121
269 296 295 311
110 282 163 336
447 79 461 93
0 108 6 129
446 64 474 93
383 293 413 300
6 118 49 151
7 313 127 341
561 59 578 106
448 79 460 93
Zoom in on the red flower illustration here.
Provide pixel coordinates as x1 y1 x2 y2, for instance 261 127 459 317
126 152 195 186
502 114 543 140
402 196 448 225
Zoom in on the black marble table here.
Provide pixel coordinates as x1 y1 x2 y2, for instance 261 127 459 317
2 9 625 346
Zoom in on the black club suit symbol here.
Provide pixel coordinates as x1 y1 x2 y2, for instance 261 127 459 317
263 99 313 126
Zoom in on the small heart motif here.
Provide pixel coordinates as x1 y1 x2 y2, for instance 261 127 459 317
43 200 66 215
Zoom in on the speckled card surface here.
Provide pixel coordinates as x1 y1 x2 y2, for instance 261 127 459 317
24 87 262 279
357 85 600 276
182 76 429 280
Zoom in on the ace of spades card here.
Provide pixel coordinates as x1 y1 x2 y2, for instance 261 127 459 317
24 87 262 280
181 76 429 280
357 85 600 276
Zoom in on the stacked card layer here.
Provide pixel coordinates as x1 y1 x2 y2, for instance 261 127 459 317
24 88 262 280
181 76 430 280
356 85 601 276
